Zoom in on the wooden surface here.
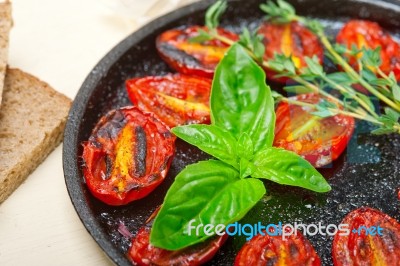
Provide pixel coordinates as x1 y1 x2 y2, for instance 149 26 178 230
0 0 198 265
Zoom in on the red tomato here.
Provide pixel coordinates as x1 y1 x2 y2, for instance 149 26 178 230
126 74 211 128
336 20 400 81
332 207 400 265
82 107 175 206
156 26 238 78
234 229 321 266
258 21 324 83
274 93 355 167
128 208 228 266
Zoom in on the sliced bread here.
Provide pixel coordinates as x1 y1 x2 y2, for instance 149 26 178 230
0 1 12 107
0 68 71 203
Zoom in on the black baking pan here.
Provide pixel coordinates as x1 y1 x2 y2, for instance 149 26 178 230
63 0 400 265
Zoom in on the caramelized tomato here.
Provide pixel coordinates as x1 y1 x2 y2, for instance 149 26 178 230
336 20 400 81
126 74 211 128
258 21 324 83
274 94 355 167
82 107 175 206
234 229 321 266
128 208 228 265
333 207 400 265
156 26 238 78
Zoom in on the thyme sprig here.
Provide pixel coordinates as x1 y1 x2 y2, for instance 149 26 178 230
195 0 400 134
260 0 400 111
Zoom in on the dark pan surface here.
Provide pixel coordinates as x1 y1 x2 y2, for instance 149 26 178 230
63 0 400 265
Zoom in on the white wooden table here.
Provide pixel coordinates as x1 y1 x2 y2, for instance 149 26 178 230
0 0 197 265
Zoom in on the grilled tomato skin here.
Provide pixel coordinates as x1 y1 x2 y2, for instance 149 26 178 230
126 74 211 128
156 25 238 78
258 21 324 83
82 107 175 206
274 93 355 167
333 207 400 266
234 229 321 266
128 208 228 266
336 20 400 81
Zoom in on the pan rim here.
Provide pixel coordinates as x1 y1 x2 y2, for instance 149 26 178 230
62 1 215 265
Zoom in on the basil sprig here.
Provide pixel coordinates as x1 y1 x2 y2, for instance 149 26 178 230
150 43 331 251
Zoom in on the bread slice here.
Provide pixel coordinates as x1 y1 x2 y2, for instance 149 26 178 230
0 1 12 107
0 68 71 203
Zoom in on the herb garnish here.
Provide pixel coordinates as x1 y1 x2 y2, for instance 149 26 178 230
150 43 331 251
196 0 400 135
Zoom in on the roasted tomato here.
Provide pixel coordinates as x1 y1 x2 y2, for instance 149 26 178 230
82 107 175 206
274 93 355 167
258 21 324 83
234 229 321 266
128 208 228 266
156 26 238 78
333 207 400 265
126 74 211 128
336 20 400 81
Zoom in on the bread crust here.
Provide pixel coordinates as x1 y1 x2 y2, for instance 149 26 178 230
0 1 12 106
0 68 71 203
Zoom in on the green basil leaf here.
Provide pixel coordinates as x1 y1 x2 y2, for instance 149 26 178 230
150 160 265 250
236 132 254 160
172 125 238 169
211 43 275 151
252 147 331 192
239 158 255 179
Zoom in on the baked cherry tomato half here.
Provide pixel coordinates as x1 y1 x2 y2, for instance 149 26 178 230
82 107 175 206
333 207 400 265
126 74 211 128
128 207 228 266
234 229 321 266
156 26 238 78
336 20 400 81
258 21 324 83
274 93 355 167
